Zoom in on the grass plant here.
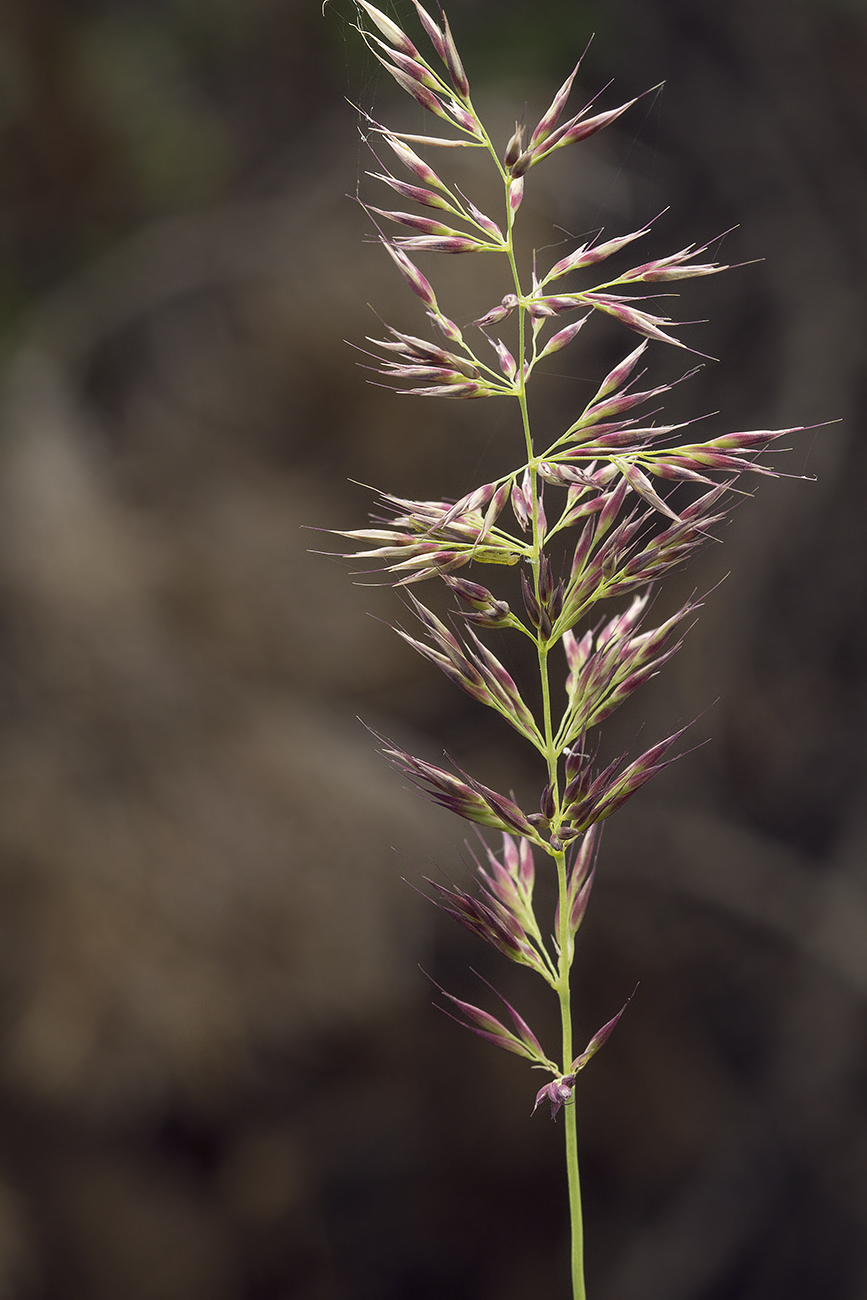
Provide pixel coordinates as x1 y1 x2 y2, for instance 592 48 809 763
324 3 801 1293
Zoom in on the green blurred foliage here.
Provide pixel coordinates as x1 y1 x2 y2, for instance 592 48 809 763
72 13 237 210
0 0 338 336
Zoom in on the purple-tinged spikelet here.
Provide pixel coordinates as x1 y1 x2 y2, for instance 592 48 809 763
533 991 634 1118
434 976 558 1067
381 739 538 837
529 57 583 149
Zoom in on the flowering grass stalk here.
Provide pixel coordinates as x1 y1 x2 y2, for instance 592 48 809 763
325 3 800 1294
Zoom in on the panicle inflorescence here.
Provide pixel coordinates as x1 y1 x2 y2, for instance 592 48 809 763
327 0 802 1136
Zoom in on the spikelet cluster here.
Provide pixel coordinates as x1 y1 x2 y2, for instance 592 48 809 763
327 0 799 1109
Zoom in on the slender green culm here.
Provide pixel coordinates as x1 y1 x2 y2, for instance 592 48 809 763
325 3 800 1294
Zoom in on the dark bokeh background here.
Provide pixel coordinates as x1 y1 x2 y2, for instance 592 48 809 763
0 0 865 1297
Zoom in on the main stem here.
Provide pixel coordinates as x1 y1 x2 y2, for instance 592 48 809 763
557 847 586 1300
503 184 587 1300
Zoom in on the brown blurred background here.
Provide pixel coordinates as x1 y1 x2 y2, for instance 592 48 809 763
0 0 865 1297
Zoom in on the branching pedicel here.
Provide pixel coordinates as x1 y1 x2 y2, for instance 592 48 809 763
327 3 800 1295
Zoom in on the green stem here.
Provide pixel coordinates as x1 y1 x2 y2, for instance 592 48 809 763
563 1077 586 1299
494 148 587 1300
557 846 586 1300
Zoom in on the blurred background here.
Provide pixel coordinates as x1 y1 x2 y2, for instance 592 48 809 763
0 0 865 1296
